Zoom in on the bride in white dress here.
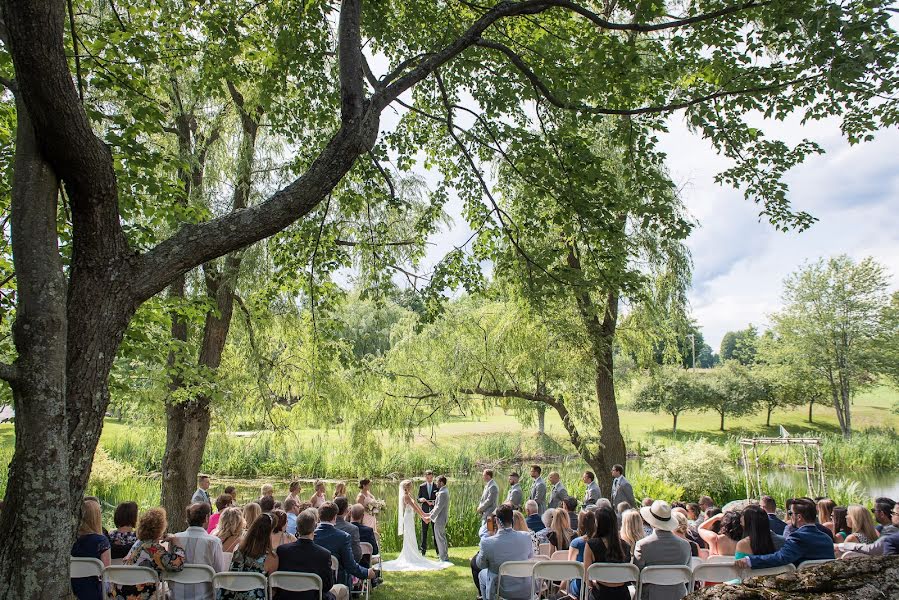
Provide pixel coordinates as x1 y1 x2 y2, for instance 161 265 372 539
381 479 453 572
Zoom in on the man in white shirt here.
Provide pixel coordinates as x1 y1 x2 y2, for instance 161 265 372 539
171 502 225 600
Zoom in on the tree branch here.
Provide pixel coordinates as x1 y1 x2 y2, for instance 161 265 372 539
338 0 365 122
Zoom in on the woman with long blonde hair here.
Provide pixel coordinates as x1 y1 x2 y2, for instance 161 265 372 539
817 498 836 532
619 509 646 553
845 504 880 544
547 505 574 551
242 502 262 532
333 481 347 499
216 507 245 552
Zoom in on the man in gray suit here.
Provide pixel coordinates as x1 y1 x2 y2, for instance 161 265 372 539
505 472 523 510
477 469 499 523
430 476 451 561
476 503 534 600
634 500 691 600
528 465 546 515
582 471 601 507
547 472 568 509
610 464 637 508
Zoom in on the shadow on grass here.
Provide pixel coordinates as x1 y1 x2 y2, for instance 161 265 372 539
646 420 844 444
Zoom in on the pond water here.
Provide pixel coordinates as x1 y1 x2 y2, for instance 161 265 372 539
194 459 898 552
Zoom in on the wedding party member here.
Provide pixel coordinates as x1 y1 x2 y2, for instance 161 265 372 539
418 470 438 554
762 496 787 535
506 472 523 510
221 513 279 600
356 479 380 532
477 469 499 524
309 481 327 508
192 475 212 505
285 482 302 506
634 500 691 600
208 494 233 533
583 471 601 507
333 497 362 561
333 482 347 500
224 486 238 505
476 503 534 600
71 499 111 600
425 476 449 562
261 484 275 502
610 465 636 508
382 480 453 571
108 501 138 560
171 502 225 600
314 503 375 587
583 506 633 600
114 508 185 600
529 465 547 515
548 472 568 510
524 500 543 532
736 498 834 569
215 507 245 553
275 509 347 600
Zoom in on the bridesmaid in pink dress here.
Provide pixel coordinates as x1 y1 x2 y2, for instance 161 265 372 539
309 480 326 508
356 478 380 531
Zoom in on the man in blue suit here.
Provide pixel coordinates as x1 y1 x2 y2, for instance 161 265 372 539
737 498 834 569
313 502 375 589
524 500 543 533
762 495 787 535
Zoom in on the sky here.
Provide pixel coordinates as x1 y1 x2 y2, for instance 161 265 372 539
406 112 899 352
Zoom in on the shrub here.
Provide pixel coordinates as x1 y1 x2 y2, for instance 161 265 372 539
642 440 739 500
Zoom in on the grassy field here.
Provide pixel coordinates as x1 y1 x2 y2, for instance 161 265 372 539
375 546 478 600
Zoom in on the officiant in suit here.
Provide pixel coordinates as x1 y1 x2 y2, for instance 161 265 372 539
430 476 451 561
418 470 438 554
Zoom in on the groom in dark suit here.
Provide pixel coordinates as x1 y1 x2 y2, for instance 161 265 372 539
418 470 438 555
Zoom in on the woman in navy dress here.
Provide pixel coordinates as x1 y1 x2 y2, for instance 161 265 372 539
71 499 111 600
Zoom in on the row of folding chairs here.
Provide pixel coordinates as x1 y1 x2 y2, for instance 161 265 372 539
495 556 833 600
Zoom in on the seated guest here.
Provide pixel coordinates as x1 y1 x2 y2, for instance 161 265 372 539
672 512 699 557
285 481 302 507
215 507 245 553
619 509 645 554
844 504 880 544
274 509 348 600
476 503 534 600
270 509 297 549
220 513 279 600
839 502 899 557
172 502 225 600
616 501 632 518
547 506 575 551
595 498 612 510
735 505 775 560
565 497 579 530
785 497 835 541
513 510 541 556
108 501 138 560
117 507 185 600
762 496 787 535
699 496 715 514
224 486 238 506
192 475 212 506
524 500 543 532
349 503 379 565
832 507 850 541
333 496 362 561
284 498 300 536
873 498 898 535
736 498 835 569
641 498 654 507
685 503 702 524
634 501 691 600
535 508 556 545
583 506 632 600
259 495 276 513
698 510 742 556
313 502 375 589
567 510 597 600
71 499 111 600
243 502 262 531
208 494 233 534
817 498 836 533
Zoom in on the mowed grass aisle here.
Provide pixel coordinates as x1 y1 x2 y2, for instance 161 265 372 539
375 546 478 600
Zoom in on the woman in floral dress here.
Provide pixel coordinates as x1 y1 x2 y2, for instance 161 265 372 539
111 507 185 600
217 512 278 600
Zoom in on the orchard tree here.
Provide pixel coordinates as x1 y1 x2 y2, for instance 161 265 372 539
631 366 703 434
1 0 898 595
701 361 763 431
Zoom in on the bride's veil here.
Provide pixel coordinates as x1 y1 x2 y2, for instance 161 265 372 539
397 480 409 536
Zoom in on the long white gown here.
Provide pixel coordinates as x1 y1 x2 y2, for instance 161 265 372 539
380 502 453 572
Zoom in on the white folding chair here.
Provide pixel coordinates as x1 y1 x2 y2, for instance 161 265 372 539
747 563 795 578
636 565 692 600
550 550 570 561
162 564 216 585
533 560 584 598
103 565 160 599
585 563 639 600
538 543 553 557
359 542 375 599
331 554 339 580
109 558 124 566
692 562 741 586
496 560 538 600
213 572 268 598
798 559 833 570
689 557 704 570
706 555 737 563
70 557 104 579
269 572 323 600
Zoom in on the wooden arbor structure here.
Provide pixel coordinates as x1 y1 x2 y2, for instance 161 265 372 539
739 436 827 500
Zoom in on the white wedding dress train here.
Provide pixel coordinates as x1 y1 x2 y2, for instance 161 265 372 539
380 504 452 572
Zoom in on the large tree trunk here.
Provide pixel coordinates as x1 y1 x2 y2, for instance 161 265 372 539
0 100 70 599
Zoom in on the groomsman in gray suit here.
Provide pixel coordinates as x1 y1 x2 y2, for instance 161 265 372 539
476 469 499 523
431 476 451 561
505 473 523 510
611 463 637 508
529 465 546 515
582 471 601 507
548 472 568 509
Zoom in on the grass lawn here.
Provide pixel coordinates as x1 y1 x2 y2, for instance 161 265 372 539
375 546 478 600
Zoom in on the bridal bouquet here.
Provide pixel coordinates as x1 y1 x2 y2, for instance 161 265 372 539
366 498 387 516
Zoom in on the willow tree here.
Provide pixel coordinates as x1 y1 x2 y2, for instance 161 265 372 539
2 0 898 594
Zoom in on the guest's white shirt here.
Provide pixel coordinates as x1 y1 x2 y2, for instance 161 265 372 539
171 526 225 600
